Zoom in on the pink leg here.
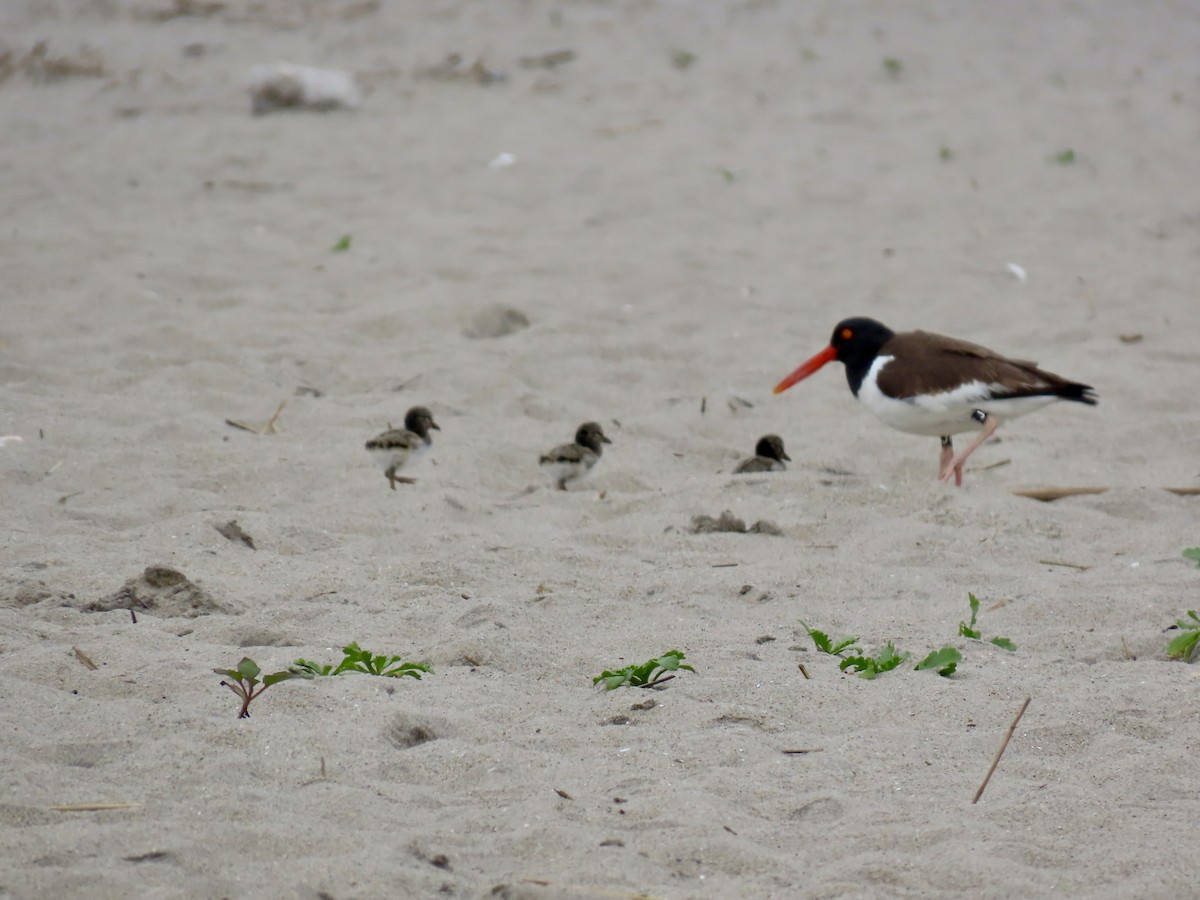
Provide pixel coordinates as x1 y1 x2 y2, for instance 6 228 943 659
938 437 955 483
938 414 1000 485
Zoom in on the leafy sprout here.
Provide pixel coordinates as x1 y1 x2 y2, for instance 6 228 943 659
840 642 909 680
960 593 1016 651
594 650 695 690
670 49 697 70
915 647 962 677
1167 611 1200 662
331 234 352 253
215 657 295 718
882 57 903 77
799 620 860 657
1183 548 1200 568
291 642 431 679
1050 148 1076 165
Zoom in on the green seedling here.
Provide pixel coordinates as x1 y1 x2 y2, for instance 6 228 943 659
291 642 432 679
1050 148 1076 165
331 234 352 252
840 642 909 680
960 593 1016 651
670 49 697 70
594 650 695 690
799 620 860 657
215 657 295 718
882 57 903 77
1167 611 1200 662
1183 548 1200 568
915 647 962 676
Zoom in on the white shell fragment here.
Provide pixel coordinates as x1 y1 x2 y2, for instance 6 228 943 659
1006 262 1027 282
248 63 360 115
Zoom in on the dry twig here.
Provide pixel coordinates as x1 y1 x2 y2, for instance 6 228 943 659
973 696 1031 804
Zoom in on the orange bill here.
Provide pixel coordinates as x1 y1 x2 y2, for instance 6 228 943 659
773 344 838 394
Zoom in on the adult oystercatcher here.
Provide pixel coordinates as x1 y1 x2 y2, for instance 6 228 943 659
365 406 440 489
772 317 1096 485
539 422 612 491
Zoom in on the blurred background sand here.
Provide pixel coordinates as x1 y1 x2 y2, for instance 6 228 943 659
2 1 1199 897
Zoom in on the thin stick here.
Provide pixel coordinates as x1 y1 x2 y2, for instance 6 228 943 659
973 696 1031 804
261 401 286 434
72 646 98 670
51 803 143 812
1038 559 1091 570
971 458 1011 472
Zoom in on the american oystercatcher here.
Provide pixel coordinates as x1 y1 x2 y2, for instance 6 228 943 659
365 406 440 489
539 422 611 491
734 434 791 473
772 317 1097 485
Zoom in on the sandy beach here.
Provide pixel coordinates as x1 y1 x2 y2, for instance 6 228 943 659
3 1 1200 897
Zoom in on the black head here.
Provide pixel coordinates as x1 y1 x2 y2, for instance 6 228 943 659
829 318 895 362
828 318 895 396
575 421 611 454
775 317 897 397
404 406 440 438
754 434 790 462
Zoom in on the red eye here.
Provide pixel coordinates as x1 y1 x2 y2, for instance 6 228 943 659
841 328 853 340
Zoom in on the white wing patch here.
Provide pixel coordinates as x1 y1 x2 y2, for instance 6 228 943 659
857 355 1060 437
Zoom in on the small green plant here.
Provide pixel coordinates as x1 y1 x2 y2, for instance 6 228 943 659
802 619 962 679
1183 548 1200 567
215 657 295 718
1167 611 1200 662
841 642 909 680
882 57 904 77
331 234 352 252
670 49 697 70
291 642 432 679
799 620 860 657
1049 148 1076 165
915 647 962 676
594 650 695 690
960 593 1016 651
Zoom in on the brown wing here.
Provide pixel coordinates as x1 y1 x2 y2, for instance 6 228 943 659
366 428 420 451
539 442 592 465
734 456 781 474
876 330 1091 401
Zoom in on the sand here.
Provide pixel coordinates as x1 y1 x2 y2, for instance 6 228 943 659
3 1 1200 897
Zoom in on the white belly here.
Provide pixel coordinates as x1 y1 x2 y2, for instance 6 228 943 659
857 356 1059 437
369 440 430 473
540 458 593 484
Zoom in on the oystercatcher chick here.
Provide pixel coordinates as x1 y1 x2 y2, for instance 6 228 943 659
773 317 1096 486
539 422 611 491
734 435 791 473
365 406 440 490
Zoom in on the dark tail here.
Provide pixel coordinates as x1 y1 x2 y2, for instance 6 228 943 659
1059 382 1098 406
